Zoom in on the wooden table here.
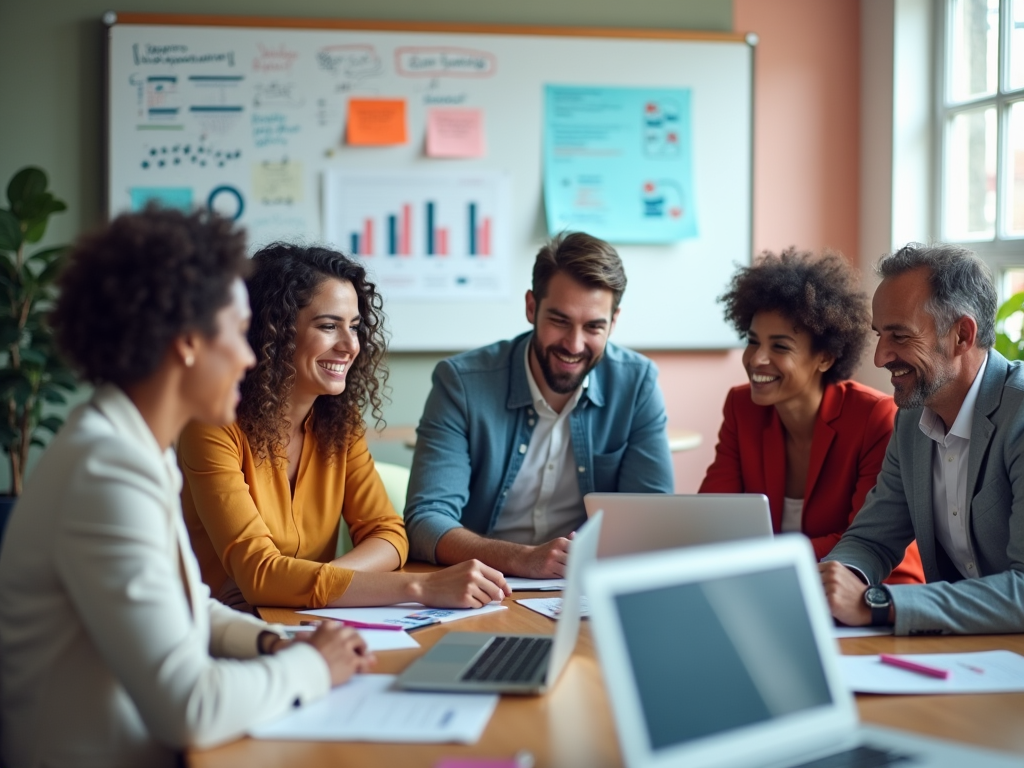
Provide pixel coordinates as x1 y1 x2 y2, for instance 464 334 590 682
188 593 1024 768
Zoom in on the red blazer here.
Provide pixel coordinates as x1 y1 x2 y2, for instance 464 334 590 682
699 381 924 585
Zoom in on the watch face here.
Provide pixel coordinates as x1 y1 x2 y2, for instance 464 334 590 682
864 586 890 608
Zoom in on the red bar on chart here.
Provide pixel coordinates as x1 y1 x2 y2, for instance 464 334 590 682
362 218 373 256
438 228 449 256
401 204 412 256
479 218 491 257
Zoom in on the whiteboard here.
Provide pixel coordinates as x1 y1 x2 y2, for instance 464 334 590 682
106 17 752 351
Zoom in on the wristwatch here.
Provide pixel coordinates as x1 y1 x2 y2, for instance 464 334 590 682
863 584 892 626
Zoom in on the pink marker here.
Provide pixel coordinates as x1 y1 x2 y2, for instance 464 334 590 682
301 619 405 632
879 654 950 679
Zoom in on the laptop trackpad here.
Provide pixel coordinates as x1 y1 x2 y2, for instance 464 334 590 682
429 642 484 664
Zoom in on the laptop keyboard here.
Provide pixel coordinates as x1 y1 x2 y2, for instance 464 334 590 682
790 746 916 768
461 636 553 683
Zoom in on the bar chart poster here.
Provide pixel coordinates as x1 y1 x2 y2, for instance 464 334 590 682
323 169 511 301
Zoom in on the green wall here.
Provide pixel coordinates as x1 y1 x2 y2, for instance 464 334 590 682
0 0 732 480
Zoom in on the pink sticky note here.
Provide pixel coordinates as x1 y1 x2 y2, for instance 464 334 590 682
426 108 485 158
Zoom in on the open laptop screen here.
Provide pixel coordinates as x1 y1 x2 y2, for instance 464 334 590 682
613 565 832 752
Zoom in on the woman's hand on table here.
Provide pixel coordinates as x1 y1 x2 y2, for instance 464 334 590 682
292 621 377 686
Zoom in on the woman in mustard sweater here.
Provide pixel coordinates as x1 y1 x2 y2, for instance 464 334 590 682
180 243 508 611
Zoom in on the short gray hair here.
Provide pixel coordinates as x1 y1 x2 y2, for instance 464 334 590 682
875 243 996 349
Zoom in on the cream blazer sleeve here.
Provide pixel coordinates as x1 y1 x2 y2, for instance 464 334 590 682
54 430 331 750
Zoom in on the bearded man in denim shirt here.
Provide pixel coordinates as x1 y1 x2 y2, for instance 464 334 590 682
405 232 675 578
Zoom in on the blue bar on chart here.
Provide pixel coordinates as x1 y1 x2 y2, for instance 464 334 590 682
350 233 360 255
388 215 397 256
426 201 435 256
468 203 477 256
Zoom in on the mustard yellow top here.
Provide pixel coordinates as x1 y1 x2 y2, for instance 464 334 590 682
179 418 409 609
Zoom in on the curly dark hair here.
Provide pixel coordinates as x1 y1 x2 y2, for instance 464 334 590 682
52 206 249 387
237 243 388 462
719 248 870 384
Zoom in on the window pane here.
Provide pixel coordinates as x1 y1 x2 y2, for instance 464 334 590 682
1012 0 1024 91
945 106 998 239
949 0 1000 102
1002 267 1024 300
1007 101 1024 235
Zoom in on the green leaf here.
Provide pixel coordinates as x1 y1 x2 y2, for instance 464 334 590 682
28 245 67 265
37 415 63 433
36 256 65 286
22 217 47 245
7 167 47 210
19 348 46 366
0 209 21 252
40 389 66 404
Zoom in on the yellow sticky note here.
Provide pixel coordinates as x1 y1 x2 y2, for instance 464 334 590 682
426 108 485 158
252 160 304 204
346 98 408 146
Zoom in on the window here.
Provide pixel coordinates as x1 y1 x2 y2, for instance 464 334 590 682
938 0 1024 290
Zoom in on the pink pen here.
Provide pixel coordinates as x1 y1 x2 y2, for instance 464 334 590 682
879 653 950 679
301 619 405 632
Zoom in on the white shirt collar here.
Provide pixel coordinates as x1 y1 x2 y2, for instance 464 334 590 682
919 353 988 443
524 340 588 416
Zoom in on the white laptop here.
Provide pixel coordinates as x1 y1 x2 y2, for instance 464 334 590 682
395 510 603 695
583 493 772 558
584 535 1020 768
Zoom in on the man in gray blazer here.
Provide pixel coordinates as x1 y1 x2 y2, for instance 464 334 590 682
819 243 1024 635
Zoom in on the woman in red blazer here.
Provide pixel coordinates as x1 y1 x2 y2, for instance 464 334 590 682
700 249 923 585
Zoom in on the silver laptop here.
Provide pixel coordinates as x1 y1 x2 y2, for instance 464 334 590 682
583 493 772 558
395 510 603 695
584 535 1020 768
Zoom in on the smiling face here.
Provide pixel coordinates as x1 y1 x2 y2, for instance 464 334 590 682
525 271 618 400
872 268 957 409
742 310 833 409
185 278 257 425
290 277 361 405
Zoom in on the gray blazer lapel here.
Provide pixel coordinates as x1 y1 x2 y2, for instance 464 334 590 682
966 351 1004 501
910 422 941 581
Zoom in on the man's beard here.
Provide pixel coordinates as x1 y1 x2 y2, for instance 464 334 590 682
531 332 600 394
886 355 955 409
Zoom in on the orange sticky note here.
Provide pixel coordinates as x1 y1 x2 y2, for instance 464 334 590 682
346 98 408 146
426 108 485 158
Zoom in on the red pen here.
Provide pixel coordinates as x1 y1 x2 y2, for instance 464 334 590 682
879 653 950 679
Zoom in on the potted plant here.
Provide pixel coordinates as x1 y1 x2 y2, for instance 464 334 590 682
0 167 78 530
995 291 1024 363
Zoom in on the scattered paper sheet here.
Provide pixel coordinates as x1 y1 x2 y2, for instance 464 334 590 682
299 602 507 630
839 650 1024 694
426 108 485 158
505 577 565 591
346 98 407 145
281 624 420 652
250 674 497 743
832 625 894 639
517 596 589 620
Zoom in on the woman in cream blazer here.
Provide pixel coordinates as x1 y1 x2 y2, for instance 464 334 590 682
0 208 372 768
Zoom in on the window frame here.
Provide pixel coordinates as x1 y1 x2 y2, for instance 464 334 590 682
934 0 1024 282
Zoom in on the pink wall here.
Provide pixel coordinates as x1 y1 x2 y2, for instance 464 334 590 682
651 0 862 492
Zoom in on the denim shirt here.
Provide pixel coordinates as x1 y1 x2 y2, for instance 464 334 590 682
404 332 675 563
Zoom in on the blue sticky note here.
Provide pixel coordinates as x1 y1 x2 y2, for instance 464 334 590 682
129 187 193 212
543 85 697 243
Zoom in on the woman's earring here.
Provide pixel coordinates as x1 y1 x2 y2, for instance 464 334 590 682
185 355 195 368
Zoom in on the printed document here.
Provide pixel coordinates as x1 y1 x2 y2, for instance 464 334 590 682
839 650 1024 694
250 674 497 743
